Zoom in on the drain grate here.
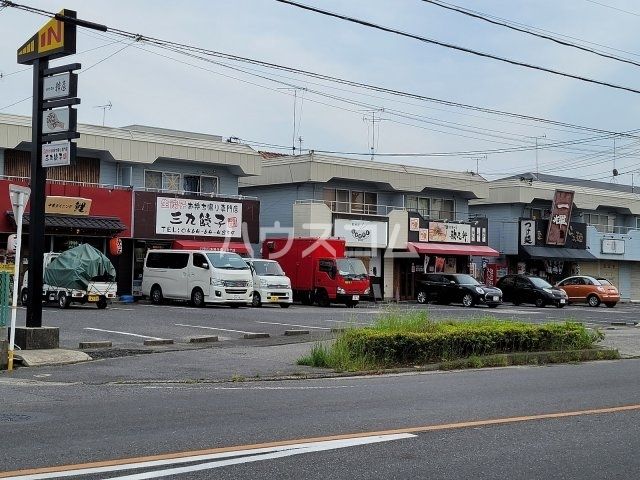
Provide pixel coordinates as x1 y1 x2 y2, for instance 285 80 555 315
0 413 32 422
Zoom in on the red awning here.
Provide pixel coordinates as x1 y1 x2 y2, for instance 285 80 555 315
172 240 252 255
407 242 500 257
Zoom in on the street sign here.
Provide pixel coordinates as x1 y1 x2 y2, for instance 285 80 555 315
42 107 77 135
43 72 78 101
42 140 74 167
17 10 77 65
9 185 31 220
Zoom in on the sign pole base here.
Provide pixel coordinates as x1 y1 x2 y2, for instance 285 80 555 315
7 349 14 372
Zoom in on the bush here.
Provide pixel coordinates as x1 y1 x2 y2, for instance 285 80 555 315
298 310 605 371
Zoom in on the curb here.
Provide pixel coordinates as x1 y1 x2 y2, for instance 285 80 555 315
79 341 112 349
143 339 174 346
284 330 309 336
189 336 219 344
243 333 270 339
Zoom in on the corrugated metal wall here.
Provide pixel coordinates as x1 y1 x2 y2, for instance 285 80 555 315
4 149 100 184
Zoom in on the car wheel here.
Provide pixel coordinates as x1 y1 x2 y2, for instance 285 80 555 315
58 292 70 309
605 302 617 308
279 303 291 308
535 297 546 308
150 285 163 305
556 302 565 309
462 293 475 308
587 294 601 307
251 292 262 308
20 289 28 306
416 290 428 304
191 288 205 308
96 298 108 309
316 289 330 308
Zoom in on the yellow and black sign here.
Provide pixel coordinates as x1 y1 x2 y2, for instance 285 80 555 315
17 9 77 65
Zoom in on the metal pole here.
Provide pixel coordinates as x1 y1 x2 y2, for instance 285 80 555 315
8 192 24 371
26 58 48 328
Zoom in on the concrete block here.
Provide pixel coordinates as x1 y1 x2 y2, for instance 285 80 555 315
284 330 309 336
13 327 59 350
15 349 91 367
79 341 112 349
243 333 270 339
189 336 219 343
143 338 174 346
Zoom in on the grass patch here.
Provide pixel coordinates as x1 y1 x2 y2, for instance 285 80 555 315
298 310 607 371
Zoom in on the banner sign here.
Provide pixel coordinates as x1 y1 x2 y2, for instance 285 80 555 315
45 196 91 215
546 190 575 246
17 10 77 65
602 239 625 255
334 218 388 248
428 222 471 244
42 140 73 167
155 197 242 237
520 220 535 246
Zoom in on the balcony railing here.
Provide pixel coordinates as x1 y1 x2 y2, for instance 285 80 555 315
295 199 460 221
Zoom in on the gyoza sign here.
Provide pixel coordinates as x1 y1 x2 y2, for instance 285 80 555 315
156 197 242 237
334 218 388 248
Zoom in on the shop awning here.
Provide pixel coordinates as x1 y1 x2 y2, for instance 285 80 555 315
521 245 596 261
407 242 500 257
7 212 127 235
172 240 252 255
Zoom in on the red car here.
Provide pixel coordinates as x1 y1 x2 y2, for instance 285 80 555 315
556 276 620 308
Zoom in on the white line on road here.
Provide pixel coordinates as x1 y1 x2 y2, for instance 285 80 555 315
255 321 331 330
175 323 261 335
8 434 414 479
83 328 163 340
323 319 372 326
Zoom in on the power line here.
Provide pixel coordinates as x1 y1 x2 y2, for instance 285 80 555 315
420 0 640 69
582 0 640 18
275 0 640 95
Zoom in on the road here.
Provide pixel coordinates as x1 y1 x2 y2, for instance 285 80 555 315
1 359 638 479
12 300 640 350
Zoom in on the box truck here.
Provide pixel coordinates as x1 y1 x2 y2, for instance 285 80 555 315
262 238 370 307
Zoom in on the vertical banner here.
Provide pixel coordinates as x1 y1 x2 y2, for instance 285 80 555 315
546 190 575 246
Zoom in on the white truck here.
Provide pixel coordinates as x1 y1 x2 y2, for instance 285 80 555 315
21 250 117 309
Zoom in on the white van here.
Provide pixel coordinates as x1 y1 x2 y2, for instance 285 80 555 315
244 259 293 308
141 249 253 307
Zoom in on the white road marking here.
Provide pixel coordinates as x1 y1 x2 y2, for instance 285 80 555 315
9 434 414 479
109 307 135 311
175 323 261 335
83 328 163 340
323 319 373 326
255 321 331 330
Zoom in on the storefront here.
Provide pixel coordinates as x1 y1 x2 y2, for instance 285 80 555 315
394 213 499 299
332 215 388 299
518 218 595 284
131 191 259 296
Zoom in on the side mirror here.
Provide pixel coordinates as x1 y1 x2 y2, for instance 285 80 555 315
202 263 209 270
450 281 456 284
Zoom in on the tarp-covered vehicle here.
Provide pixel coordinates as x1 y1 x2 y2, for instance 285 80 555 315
21 244 117 309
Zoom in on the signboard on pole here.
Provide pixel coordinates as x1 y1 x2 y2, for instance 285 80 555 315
17 10 77 65
42 108 76 135
42 141 73 167
546 190 575 246
43 72 77 100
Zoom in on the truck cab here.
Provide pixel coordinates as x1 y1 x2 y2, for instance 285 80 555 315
315 257 370 307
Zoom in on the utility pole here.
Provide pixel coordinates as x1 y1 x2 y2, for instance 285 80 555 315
466 155 487 175
534 134 546 175
363 109 383 160
278 87 306 154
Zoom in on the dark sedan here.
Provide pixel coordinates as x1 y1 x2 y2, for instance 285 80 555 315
496 274 568 308
415 273 503 308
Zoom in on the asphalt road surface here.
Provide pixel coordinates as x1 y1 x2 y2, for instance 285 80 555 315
1 359 638 479
12 299 640 349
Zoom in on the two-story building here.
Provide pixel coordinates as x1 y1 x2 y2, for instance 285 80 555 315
470 172 640 301
239 152 498 301
0 114 262 296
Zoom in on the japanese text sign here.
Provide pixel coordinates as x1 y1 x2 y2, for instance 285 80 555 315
546 190 575 246
156 197 243 238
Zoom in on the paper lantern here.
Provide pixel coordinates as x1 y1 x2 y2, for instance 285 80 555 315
109 237 123 256
7 234 17 254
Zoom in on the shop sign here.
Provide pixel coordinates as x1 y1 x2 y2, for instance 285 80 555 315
520 220 535 246
546 190 575 246
42 140 73 167
0 263 15 274
409 217 420 232
45 196 91 215
428 222 471 244
418 228 429 242
602 239 625 254
334 219 387 248
155 197 242 238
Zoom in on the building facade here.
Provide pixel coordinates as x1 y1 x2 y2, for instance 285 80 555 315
239 153 498 301
470 172 640 301
0 114 262 296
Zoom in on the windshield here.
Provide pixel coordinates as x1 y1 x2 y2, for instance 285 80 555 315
336 258 368 279
206 252 249 270
530 277 552 289
452 274 480 285
250 260 284 276
597 278 612 286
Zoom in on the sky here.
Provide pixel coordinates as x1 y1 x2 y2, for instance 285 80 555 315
2 0 640 183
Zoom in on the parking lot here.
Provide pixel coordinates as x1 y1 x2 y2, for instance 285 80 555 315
13 299 640 350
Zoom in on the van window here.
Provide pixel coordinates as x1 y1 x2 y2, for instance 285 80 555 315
192 253 209 269
206 252 249 270
146 252 189 269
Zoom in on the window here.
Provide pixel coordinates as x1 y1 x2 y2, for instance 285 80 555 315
406 195 454 220
524 207 546 220
144 171 162 190
146 252 189 269
144 170 181 192
583 213 615 233
162 172 181 191
319 259 335 277
184 175 219 194
192 253 209 269
323 188 371 213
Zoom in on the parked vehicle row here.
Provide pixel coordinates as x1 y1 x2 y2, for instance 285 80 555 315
414 272 620 309
140 238 371 309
